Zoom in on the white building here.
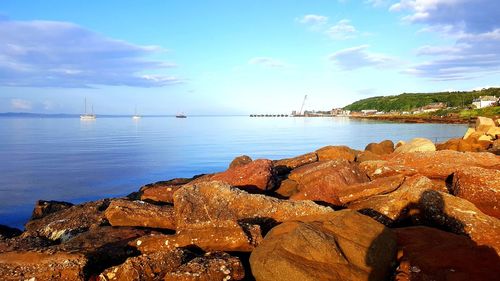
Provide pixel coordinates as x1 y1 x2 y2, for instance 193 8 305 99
472 96 498 109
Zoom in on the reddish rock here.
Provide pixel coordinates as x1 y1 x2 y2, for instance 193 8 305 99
274 179 299 197
0 234 54 253
274 152 318 172
356 150 383 162
194 159 274 192
105 199 176 230
315 145 357 162
348 175 500 254
98 249 191 281
31 200 74 220
133 225 262 253
452 167 500 218
250 210 397 281
360 150 500 180
164 252 245 281
173 181 333 230
0 251 88 280
476 116 496 133
394 227 500 281
337 175 405 205
229 155 252 168
365 140 394 155
289 160 369 205
140 178 193 204
24 199 110 241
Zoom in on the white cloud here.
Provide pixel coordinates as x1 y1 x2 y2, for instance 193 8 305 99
249 57 287 68
328 45 398 70
326 19 358 40
297 14 329 26
10 99 32 110
0 18 181 88
365 0 391 7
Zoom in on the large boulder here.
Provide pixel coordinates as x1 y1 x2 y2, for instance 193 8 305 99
104 199 176 230
348 175 500 254
394 227 500 281
393 138 435 154
133 225 262 253
228 155 252 168
360 150 500 181
365 140 394 155
194 159 274 192
355 150 383 163
24 199 110 241
173 181 333 231
274 179 299 198
337 175 405 205
250 210 397 281
315 145 357 162
451 167 500 218
288 160 369 205
139 178 194 204
274 152 318 174
476 116 496 133
0 251 88 280
31 200 74 220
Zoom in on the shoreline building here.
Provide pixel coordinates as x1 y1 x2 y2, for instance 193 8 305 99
472 96 498 109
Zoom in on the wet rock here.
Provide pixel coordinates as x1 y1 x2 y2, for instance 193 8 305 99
356 150 383 162
0 225 22 240
0 251 88 280
164 252 245 281
98 249 191 281
288 160 369 205
31 200 74 220
360 150 500 180
173 181 333 231
134 224 262 253
365 140 394 155
274 152 318 173
451 167 500 218
140 178 194 204
394 226 500 281
24 199 110 241
393 138 435 154
337 175 405 205
348 175 500 254
105 199 176 230
475 116 496 133
274 179 299 197
194 159 274 192
250 210 397 281
315 145 357 162
229 155 252 169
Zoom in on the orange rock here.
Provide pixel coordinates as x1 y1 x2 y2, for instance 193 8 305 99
250 210 397 281
274 152 318 172
30 200 74 220
338 175 405 205
452 167 500 218
228 155 252 168
356 150 383 162
289 160 369 205
140 178 194 204
105 199 176 230
365 140 394 155
394 227 500 281
475 116 496 133
315 145 357 162
173 181 333 231
274 179 299 197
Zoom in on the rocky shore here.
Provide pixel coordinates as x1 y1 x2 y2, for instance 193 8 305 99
349 114 474 124
1 117 500 281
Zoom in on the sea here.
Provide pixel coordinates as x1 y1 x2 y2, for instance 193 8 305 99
0 116 467 228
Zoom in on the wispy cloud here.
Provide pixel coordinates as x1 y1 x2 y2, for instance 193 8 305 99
249 57 288 68
328 45 398 70
365 0 391 8
297 14 328 26
10 99 32 110
0 18 181 88
391 0 500 80
326 19 357 40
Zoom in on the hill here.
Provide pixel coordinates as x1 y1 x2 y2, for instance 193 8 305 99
344 88 500 112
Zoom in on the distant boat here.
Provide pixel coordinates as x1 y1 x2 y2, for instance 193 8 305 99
132 106 141 119
80 98 96 120
176 113 187 118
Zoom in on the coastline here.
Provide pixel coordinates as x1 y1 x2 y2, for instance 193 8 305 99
349 114 474 125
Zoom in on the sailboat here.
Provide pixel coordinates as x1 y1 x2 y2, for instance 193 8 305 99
175 112 187 118
132 106 141 119
80 98 96 120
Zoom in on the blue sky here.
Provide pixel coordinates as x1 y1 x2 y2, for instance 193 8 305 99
1 0 499 114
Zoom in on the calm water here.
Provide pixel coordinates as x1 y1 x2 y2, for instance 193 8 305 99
0 116 467 228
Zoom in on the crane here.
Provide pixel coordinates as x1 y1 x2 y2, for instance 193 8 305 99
299 94 308 115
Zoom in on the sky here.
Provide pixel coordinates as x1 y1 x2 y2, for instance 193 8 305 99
0 0 499 115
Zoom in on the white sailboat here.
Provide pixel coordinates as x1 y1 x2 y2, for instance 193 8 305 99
80 98 96 120
132 106 141 119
